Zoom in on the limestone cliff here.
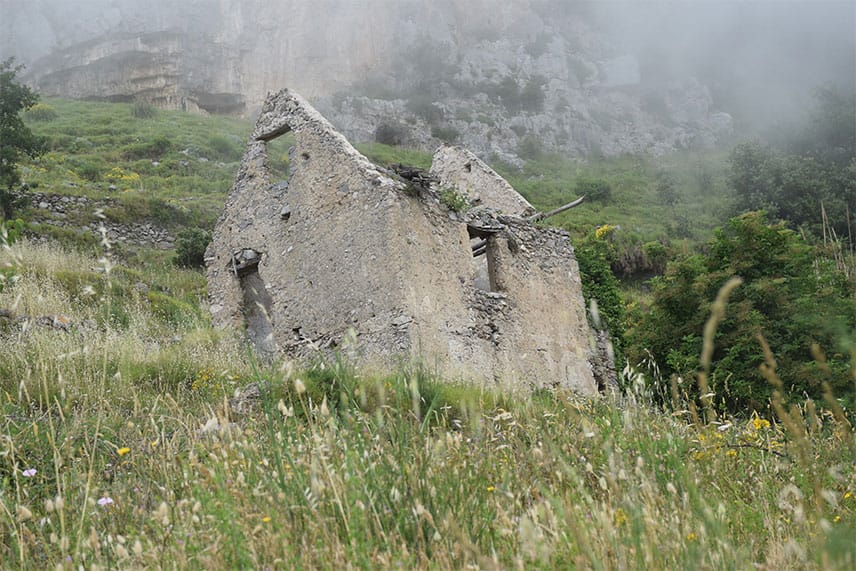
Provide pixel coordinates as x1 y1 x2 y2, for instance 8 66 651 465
1 0 733 159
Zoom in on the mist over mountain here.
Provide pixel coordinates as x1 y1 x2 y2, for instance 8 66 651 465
1 0 852 159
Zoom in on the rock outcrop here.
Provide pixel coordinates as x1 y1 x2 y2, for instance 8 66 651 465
2 0 734 160
206 89 598 393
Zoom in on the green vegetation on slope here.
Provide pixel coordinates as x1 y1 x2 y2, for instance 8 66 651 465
0 89 854 568
17 98 293 239
0 241 854 569
629 211 856 413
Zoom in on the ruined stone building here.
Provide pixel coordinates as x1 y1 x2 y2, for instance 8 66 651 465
206 89 600 395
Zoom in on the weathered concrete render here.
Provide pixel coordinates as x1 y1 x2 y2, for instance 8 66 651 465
206 88 598 394
430 145 536 217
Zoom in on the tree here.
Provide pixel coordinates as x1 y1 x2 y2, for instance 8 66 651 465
728 88 856 237
627 211 856 413
0 58 44 220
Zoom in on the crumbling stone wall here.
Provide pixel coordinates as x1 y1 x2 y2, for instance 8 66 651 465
207 88 598 394
431 145 536 216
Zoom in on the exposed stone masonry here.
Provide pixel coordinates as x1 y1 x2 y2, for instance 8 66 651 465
206 88 599 394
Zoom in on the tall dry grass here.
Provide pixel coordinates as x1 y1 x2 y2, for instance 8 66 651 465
0 240 853 569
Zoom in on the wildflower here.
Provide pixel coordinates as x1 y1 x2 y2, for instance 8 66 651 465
749 413 771 431
613 508 628 526
486 485 496 493
726 449 738 457
686 532 697 541
844 491 853 500
262 516 271 523
97 496 114 506
595 224 616 240
117 447 131 456
22 468 37 477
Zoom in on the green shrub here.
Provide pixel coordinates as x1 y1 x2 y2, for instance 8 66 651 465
575 178 613 202
73 159 103 182
1 218 24 246
628 211 856 413
405 94 444 125
656 172 679 206
430 125 460 144
122 136 173 160
131 100 157 119
516 135 544 160
574 226 626 364
520 75 547 113
207 134 242 161
642 241 669 274
174 227 212 268
25 103 57 122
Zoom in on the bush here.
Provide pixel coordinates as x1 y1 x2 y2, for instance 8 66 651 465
375 123 408 146
656 172 679 206
520 76 547 113
174 228 212 268
73 160 103 182
207 135 241 162
131 100 157 119
405 94 444 125
575 178 612 202
122 136 173 160
430 125 460 144
25 103 57 122
574 226 626 361
516 136 544 160
627 211 856 413
147 290 202 327
0 218 24 246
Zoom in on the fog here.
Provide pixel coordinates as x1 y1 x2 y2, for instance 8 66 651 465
587 0 855 131
1 0 853 138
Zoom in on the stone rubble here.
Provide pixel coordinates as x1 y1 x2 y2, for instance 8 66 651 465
23 191 175 249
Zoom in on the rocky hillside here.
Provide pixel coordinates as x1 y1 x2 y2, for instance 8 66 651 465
2 0 736 160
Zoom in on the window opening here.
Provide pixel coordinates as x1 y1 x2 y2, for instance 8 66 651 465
231 249 276 355
467 227 498 292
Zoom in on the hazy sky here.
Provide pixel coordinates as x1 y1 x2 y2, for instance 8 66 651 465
588 1 855 128
2 0 853 131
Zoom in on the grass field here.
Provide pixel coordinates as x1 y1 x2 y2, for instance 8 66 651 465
0 241 853 569
1 99 853 568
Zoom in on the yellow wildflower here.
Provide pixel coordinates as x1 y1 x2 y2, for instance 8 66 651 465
686 532 697 541
748 412 771 431
262 516 272 523
595 224 616 240
117 447 131 456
